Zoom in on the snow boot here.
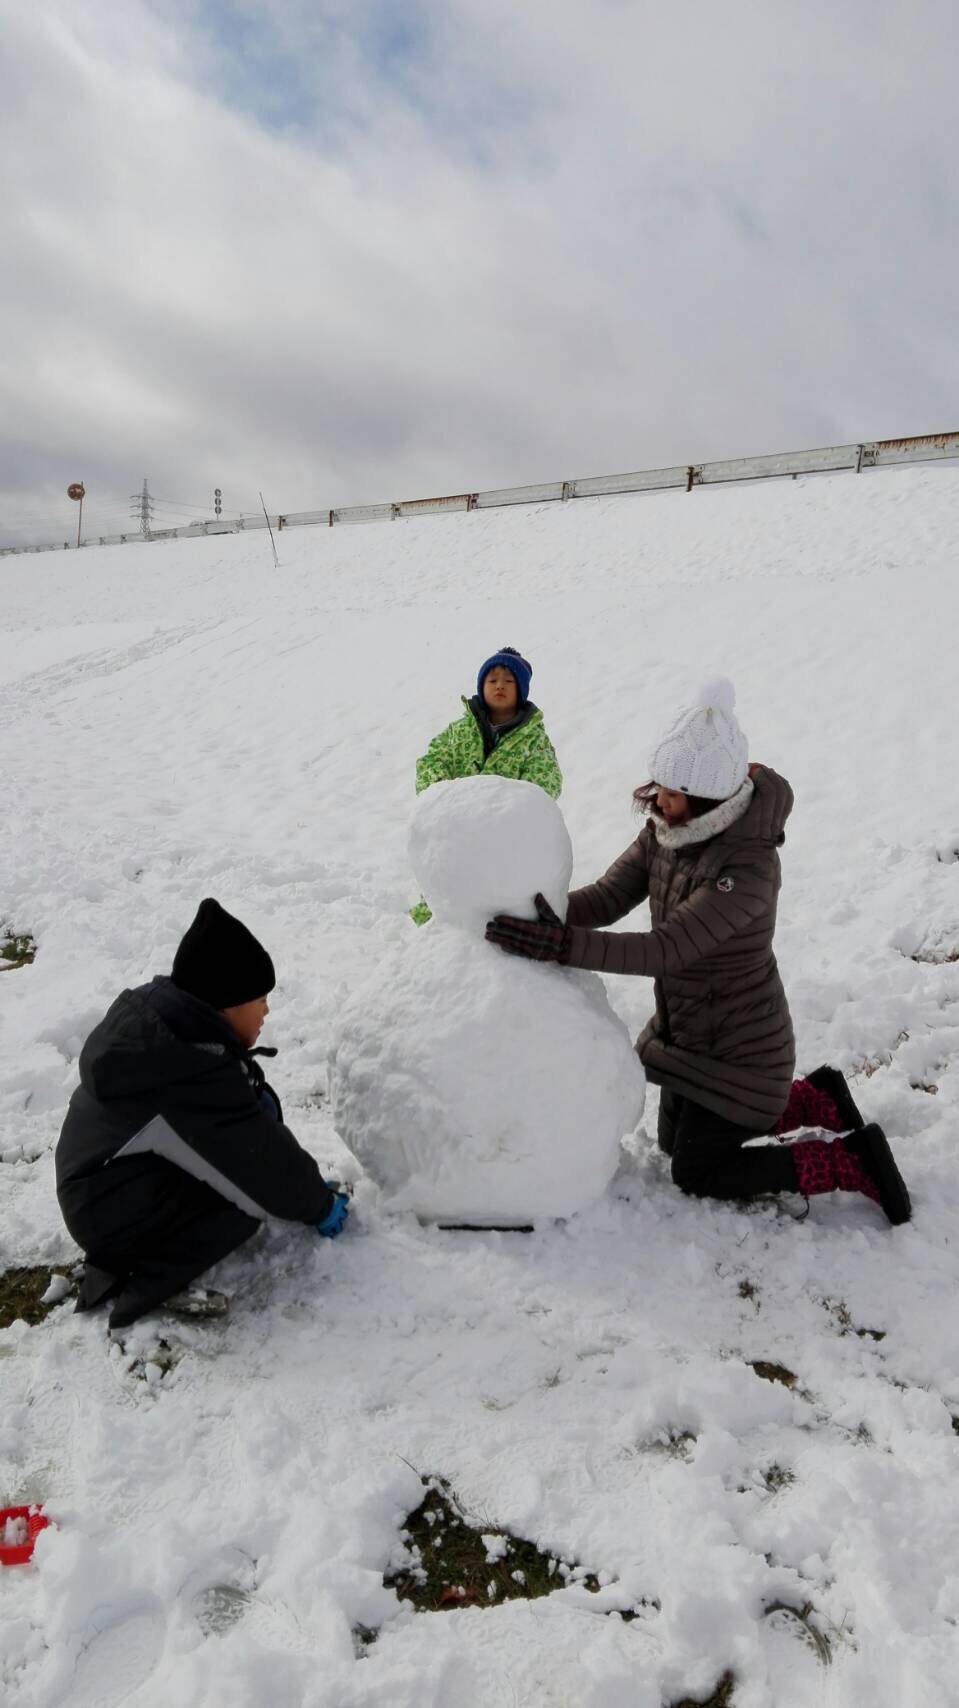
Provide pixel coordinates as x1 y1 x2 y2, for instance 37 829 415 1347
845 1124 911 1224
75 1263 123 1313
790 1128 910 1225
774 1078 844 1136
806 1065 865 1131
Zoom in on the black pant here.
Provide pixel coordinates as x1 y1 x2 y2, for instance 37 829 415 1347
658 1089 796 1201
71 1172 260 1330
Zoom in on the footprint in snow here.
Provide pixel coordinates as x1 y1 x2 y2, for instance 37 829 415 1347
52 1605 165 1708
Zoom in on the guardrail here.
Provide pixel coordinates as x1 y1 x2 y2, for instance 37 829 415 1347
2 430 956 557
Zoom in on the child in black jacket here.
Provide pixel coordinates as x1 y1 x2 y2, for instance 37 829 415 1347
56 898 347 1329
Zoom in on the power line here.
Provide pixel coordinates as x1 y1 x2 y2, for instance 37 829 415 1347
1 492 249 534
149 502 241 519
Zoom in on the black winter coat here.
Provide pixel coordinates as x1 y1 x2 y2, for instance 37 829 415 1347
56 977 333 1253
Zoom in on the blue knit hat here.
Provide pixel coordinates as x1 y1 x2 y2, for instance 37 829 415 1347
477 646 532 705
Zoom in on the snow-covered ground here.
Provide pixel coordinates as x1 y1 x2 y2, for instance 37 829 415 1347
1 465 958 1707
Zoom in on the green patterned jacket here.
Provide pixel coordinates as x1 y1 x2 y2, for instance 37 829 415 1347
415 697 562 799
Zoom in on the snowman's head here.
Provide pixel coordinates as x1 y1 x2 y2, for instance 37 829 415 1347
409 776 573 935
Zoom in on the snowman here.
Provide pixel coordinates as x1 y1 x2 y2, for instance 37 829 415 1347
328 776 645 1226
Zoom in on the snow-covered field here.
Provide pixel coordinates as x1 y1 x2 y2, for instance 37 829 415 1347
2 465 958 1707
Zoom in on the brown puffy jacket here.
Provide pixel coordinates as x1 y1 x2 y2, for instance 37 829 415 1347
564 766 795 1130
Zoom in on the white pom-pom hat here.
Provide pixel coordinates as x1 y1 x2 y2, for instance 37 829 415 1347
648 677 749 802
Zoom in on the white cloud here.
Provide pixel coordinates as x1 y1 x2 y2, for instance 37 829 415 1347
2 0 957 544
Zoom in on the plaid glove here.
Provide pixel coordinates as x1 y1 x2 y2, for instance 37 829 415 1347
485 893 570 962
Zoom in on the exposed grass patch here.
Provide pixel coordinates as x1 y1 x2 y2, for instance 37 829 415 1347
736 1461 795 1497
857 1056 887 1078
385 1476 604 1613
670 1672 735 1708
822 1298 886 1341
737 1279 759 1306
749 1360 796 1388
0 1265 75 1329
646 1428 697 1460
762 1463 795 1493
111 1334 186 1386
764 1599 834 1664
855 1030 910 1077
0 931 36 969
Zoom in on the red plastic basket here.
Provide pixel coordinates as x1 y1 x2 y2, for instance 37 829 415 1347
0 1505 51 1566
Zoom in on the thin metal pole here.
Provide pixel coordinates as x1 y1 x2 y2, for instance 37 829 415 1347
77 495 83 548
259 492 279 567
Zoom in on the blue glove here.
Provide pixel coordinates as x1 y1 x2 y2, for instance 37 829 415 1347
315 1191 350 1239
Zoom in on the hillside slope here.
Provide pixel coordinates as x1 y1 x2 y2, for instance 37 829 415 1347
1 464 958 1707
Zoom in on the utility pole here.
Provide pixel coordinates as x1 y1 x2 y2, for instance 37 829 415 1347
130 478 154 536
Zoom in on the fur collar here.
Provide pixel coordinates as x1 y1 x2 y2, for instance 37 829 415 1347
652 777 755 849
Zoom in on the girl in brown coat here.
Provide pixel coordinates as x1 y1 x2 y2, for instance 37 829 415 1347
487 680 910 1224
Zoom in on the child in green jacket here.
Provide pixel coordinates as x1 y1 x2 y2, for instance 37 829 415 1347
412 647 562 923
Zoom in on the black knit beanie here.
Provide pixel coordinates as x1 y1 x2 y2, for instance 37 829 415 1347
171 898 275 1009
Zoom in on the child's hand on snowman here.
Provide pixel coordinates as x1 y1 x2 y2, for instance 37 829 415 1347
485 894 571 962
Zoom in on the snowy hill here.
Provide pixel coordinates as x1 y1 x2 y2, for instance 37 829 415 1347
2 463 958 1707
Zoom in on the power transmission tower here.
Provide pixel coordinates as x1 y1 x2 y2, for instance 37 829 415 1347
130 478 154 536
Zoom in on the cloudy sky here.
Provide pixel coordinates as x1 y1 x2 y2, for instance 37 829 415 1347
2 0 957 545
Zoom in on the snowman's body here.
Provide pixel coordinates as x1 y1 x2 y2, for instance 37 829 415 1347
328 776 645 1225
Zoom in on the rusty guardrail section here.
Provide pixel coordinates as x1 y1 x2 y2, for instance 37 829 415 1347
2 430 956 556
